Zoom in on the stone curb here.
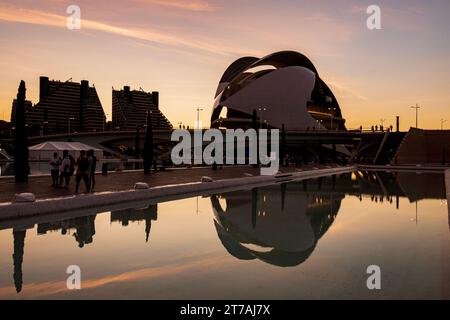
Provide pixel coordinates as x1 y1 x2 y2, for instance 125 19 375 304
0 166 356 221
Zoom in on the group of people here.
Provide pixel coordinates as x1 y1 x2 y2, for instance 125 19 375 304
49 149 97 193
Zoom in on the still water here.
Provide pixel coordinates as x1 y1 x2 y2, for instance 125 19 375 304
0 171 449 299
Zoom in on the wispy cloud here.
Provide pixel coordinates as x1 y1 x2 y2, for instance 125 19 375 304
0 5 234 56
326 79 369 101
134 0 216 12
0 253 227 299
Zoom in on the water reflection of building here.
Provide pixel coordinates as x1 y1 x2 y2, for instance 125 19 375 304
4 171 447 294
37 215 97 248
211 181 344 267
110 204 158 243
210 171 449 267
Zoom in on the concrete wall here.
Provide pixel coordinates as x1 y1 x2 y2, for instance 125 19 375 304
393 128 450 165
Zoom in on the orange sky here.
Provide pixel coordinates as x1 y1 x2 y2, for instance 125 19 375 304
0 0 449 129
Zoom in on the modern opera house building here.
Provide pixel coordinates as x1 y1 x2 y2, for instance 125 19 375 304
211 51 346 131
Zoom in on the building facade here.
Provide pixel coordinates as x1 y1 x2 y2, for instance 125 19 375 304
21 76 106 135
112 86 172 130
211 51 346 131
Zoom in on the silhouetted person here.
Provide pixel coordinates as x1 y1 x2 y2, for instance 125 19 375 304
59 150 73 187
49 152 61 187
75 150 90 193
87 149 97 192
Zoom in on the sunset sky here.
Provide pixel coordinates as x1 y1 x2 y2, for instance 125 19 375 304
0 0 449 129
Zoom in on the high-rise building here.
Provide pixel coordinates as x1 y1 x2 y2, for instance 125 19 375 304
23 76 106 135
112 86 172 130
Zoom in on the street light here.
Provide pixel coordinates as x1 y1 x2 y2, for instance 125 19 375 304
41 121 49 137
258 107 266 129
68 117 75 135
196 107 203 129
103 112 109 131
328 107 336 130
410 104 420 128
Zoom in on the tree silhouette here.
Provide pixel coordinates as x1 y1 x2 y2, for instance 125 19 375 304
143 111 153 174
14 81 29 183
13 230 26 293
145 204 158 243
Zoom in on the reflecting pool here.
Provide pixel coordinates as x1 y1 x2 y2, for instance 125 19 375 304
0 171 449 299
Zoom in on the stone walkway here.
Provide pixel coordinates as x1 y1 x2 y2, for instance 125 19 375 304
0 165 333 203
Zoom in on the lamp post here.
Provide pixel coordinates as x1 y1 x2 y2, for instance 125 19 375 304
103 112 108 131
328 107 336 130
258 107 266 129
41 121 48 137
68 117 75 135
410 104 420 128
196 107 203 129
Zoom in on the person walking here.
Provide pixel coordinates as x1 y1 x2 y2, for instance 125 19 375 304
75 150 90 194
87 149 97 192
49 152 61 187
59 150 73 188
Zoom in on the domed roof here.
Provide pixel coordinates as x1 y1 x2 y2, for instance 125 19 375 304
211 50 346 130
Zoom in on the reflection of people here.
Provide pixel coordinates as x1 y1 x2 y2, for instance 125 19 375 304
211 183 342 267
73 215 96 248
49 152 61 187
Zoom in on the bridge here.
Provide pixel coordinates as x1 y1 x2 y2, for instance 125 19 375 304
22 129 392 161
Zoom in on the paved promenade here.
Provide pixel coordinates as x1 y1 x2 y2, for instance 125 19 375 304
0 165 336 203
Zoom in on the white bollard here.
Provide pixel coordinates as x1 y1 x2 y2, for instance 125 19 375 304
201 176 213 183
12 193 36 203
134 182 150 190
